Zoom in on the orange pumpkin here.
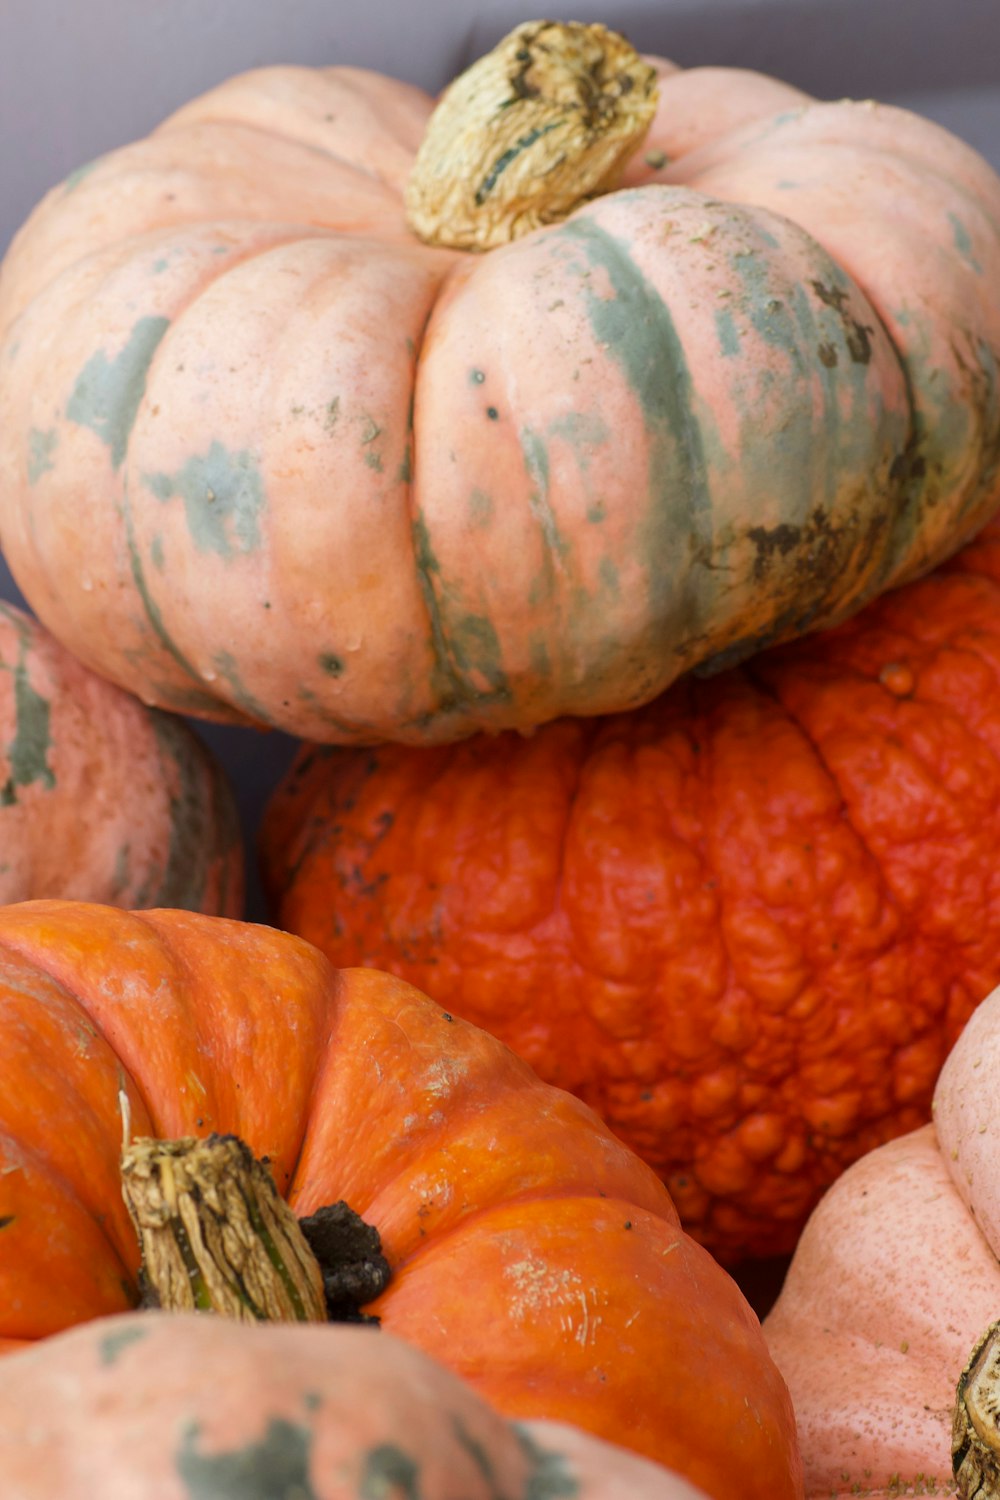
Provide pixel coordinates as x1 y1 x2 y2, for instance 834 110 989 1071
0 1311 710 1498
0 599 241 912
763 977 1000 1499
0 25 998 741
0 899 801 1499
261 514 1000 1260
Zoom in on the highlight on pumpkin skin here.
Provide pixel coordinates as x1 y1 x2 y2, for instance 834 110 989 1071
0 899 803 1498
405 19 659 249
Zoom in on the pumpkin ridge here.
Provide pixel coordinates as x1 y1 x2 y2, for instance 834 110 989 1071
157 115 404 190
742 651 905 933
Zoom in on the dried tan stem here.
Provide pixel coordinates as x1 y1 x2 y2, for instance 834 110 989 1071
954 1320 1000 1496
121 1134 327 1322
405 19 658 250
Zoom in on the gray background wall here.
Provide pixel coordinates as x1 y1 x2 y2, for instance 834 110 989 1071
2 0 999 916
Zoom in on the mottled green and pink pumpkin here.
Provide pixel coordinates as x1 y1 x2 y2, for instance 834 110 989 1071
0 600 241 912
0 22 998 741
0 1313 711 1498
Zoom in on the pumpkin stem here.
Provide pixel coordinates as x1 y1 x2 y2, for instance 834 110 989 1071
405 19 658 251
953 1320 1000 1496
121 1134 327 1323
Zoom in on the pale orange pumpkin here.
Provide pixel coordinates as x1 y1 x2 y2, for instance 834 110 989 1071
0 1311 710 1498
0 26 998 742
763 978 1000 1498
0 599 241 912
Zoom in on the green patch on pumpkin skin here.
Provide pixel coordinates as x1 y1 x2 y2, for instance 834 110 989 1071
176 1416 317 1500
948 212 983 275
521 426 568 565
98 1324 149 1368
359 1444 421 1499
27 427 58 485
598 555 620 598
67 315 170 469
468 487 493 525
150 534 165 571
714 308 741 358
0 621 56 808
211 651 275 726
62 157 102 193
145 442 265 558
513 1424 580 1498
120 476 223 714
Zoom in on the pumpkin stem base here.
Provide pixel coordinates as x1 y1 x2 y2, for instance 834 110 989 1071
954 1320 1000 1497
121 1133 327 1323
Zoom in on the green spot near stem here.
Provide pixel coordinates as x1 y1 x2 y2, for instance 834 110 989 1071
67 315 170 469
27 427 58 485
146 442 265 558
176 1417 317 1500
98 1324 149 1368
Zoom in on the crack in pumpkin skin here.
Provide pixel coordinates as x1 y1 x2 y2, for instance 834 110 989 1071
261 516 1000 1260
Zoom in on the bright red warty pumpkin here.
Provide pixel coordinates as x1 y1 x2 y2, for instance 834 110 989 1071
0 599 241 912
0 25 998 740
0 1312 710 1498
261 514 1000 1260
0 900 801 1499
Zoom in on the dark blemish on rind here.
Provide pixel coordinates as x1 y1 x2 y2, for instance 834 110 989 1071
67 315 171 469
360 1445 421 1499
809 280 872 365
98 1324 149 1367
318 653 343 677
176 1416 317 1500
817 342 838 368
486 406 499 421
470 369 486 385
0 1215 14 1230
746 521 801 579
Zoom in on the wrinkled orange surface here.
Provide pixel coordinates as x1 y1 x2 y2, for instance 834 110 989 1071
0 901 801 1498
262 517 1000 1259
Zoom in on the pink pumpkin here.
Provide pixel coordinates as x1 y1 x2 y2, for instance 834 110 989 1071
764 979 1000 1497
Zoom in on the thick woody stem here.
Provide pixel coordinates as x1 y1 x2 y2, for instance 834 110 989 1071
121 1134 327 1322
405 19 658 251
954 1321 1000 1497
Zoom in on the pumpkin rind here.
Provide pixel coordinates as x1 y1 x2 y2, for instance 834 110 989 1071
0 1312 710 1498
0 900 801 1499
763 980 1000 1498
261 514 1000 1258
0 57 998 740
0 600 241 912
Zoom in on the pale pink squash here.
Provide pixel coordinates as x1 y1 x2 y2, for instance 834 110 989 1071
0 28 997 742
0 600 241 913
0 1312 708 1498
764 981 1000 1498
